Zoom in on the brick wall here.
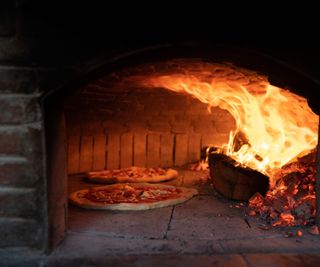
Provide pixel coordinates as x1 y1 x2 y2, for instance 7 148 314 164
0 1 318 257
65 79 236 173
0 1 47 250
0 88 47 249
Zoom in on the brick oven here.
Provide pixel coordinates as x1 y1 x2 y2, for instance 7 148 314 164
1 1 320 266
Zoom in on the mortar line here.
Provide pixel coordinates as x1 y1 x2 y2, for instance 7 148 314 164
164 206 175 239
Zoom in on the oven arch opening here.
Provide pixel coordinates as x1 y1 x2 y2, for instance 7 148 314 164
42 43 320 251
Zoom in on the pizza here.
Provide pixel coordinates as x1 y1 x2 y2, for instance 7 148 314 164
69 183 198 210
86 167 178 184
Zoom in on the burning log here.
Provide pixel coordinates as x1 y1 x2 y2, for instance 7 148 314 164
209 153 269 201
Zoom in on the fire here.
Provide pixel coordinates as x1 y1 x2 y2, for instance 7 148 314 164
248 156 317 227
141 62 318 181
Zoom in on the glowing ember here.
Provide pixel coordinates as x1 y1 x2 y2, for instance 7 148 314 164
248 155 316 227
141 61 318 181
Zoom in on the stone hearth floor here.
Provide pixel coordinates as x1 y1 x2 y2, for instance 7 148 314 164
44 169 320 266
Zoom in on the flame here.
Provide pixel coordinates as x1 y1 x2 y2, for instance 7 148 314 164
141 64 318 179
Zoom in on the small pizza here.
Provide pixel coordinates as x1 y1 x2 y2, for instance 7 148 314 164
87 167 178 184
69 183 198 210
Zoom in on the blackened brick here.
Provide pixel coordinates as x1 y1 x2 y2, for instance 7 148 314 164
0 69 38 94
0 1 15 37
0 97 41 124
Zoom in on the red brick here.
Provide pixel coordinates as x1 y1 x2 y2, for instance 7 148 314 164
185 99 208 115
113 101 131 112
213 133 230 146
213 120 236 134
160 133 174 167
174 134 188 166
210 110 235 123
188 134 201 162
133 133 146 167
146 133 160 167
201 134 217 148
126 121 148 133
67 136 80 174
171 121 191 134
160 107 185 117
210 107 230 115
103 120 128 134
143 101 164 115
92 134 106 171
114 111 141 122
79 135 93 172
107 133 120 169
81 121 104 135
120 133 133 168
148 120 171 132
193 120 216 133
166 94 189 111
201 133 229 148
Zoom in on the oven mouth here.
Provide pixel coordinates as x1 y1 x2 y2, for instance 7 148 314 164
42 44 320 255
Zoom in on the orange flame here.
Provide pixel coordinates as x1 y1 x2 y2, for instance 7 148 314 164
142 65 318 179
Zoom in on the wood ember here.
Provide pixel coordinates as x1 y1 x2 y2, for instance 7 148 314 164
248 152 317 228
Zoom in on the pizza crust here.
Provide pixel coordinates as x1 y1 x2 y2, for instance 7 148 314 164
87 168 178 184
69 183 198 211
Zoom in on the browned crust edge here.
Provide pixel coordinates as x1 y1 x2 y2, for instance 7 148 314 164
87 169 178 184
